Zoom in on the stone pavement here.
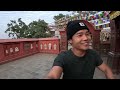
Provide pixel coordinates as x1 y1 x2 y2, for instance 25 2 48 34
0 53 56 79
0 53 119 79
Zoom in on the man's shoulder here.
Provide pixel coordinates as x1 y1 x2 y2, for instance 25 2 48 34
58 50 70 57
54 50 70 63
87 49 99 55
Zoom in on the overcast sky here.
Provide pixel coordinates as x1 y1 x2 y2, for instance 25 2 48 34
0 11 72 39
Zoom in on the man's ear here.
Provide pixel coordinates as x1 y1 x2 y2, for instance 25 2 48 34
68 39 72 44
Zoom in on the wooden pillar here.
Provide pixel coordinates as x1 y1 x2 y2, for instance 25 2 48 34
19 42 24 57
107 17 120 74
92 30 101 53
59 30 67 52
0 44 5 62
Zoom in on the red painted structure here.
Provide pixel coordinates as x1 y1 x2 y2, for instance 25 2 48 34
59 30 67 52
0 38 60 64
107 13 120 74
38 38 60 54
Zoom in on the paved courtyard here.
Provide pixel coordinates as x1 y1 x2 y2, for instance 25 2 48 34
0 53 119 79
0 53 56 79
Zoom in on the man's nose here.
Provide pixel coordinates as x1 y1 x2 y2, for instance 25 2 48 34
82 34 88 40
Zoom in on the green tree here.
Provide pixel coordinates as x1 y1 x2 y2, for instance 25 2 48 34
5 18 51 38
28 19 51 38
53 13 65 20
5 18 28 39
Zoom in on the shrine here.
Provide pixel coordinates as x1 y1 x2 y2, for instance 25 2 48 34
107 11 120 74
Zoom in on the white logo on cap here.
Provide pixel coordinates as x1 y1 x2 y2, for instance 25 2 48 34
79 23 85 26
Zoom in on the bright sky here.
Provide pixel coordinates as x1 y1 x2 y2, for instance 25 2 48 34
0 11 72 39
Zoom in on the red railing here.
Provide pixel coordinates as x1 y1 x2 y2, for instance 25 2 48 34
0 38 60 64
38 38 60 54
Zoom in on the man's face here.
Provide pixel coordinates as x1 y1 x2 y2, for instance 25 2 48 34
69 29 91 50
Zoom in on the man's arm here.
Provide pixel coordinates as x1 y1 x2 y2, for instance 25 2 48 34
45 66 63 79
97 63 115 79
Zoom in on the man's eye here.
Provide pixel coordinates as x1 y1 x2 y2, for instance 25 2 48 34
86 33 90 36
77 34 83 37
